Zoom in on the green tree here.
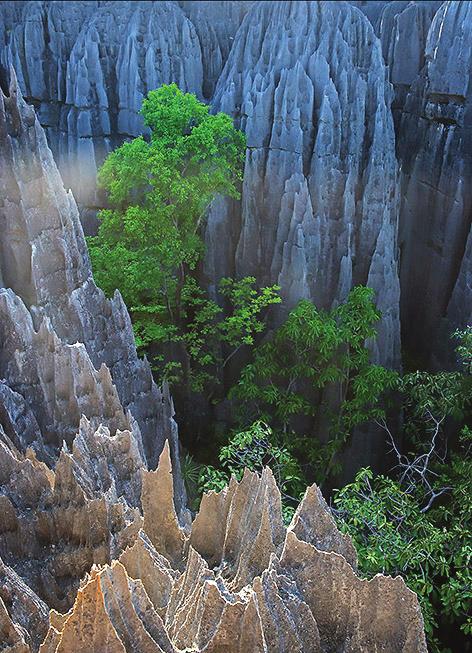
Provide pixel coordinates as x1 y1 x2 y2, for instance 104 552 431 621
230 286 397 482
88 84 280 392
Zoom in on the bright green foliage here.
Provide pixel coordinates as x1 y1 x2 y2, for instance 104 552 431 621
198 421 306 522
230 286 397 482
88 85 282 392
89 83 245 328
176 276 281 392
334 330 472 653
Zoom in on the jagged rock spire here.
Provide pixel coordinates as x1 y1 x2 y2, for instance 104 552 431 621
39 443 427 653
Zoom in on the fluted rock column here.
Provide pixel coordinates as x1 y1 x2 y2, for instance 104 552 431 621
397 0 472 365
206 0 401 370
0 70 185 505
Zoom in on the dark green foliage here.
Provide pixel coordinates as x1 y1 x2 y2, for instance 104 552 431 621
334 441 471 652
230 286 397 482
334 328 472 653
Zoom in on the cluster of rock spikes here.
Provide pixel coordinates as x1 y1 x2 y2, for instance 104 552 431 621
9 441 423 653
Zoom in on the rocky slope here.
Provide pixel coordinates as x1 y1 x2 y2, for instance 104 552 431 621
0 69 183 651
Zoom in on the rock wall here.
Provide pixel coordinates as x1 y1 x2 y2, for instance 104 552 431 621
0 1 204 228
1 1 470 368
176 1 253 99
0 1 250 228
0 70 183 476
375 1 442 125
397 0 472 363
0 70 190 652
354 0 471 363
0 0 403 370
207 0 401 369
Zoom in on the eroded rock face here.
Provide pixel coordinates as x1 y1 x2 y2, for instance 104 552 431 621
375 1 442 125
0 1 203 224
207 0 401 370
0 422 143 614
0 71 181 472
176 1 253 99
0 558 49 652
0 1 402 370
397 0 472 364
1 0 469 372
0 1 253 229
0 72 188 652
40 444 428 653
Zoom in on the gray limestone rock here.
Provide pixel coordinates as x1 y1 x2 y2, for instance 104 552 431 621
376 1 443 124
0 557 49 652
0 71 182 479
1 1 204 222
176 1 253 99
397 0 472 364
208 0 401 370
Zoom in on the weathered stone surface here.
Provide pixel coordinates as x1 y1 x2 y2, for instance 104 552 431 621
0 289 133 455
0 431 142 615
279 530 426 653
0 559 48 653
141 442 187 567
176 1 252 99
376 1 442 124
397 1 472 364
288 483 358 569
0 73 190 650
40 445 428 652
0 70 184 481
1 0 468 371
1 2 403 371
0 595 30 653
0 1 204 222
207 0 401 371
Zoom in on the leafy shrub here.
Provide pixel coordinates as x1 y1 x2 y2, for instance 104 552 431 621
334 329 472 652
198 421 306 522
230 286 397 482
